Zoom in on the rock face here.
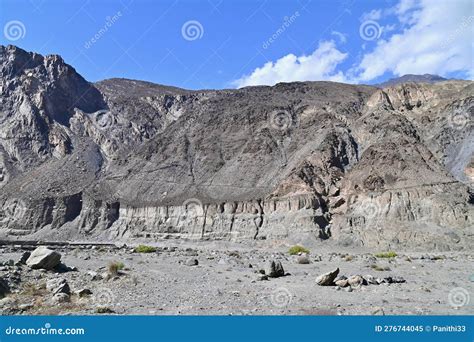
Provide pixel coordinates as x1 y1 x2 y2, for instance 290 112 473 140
26 247 61 270
0 45 473 251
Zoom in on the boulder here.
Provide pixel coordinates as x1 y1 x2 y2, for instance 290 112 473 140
26 247 61 270
347 275 366 287
315 268 339 286
266 260 285 278
52 293 70 304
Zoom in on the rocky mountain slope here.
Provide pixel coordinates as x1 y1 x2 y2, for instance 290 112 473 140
0 45 472 251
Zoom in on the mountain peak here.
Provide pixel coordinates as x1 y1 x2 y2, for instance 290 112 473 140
377 74 448 87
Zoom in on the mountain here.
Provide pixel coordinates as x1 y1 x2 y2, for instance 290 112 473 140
0 45 472 251
377 74 448 87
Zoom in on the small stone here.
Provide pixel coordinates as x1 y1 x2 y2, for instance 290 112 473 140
315 268 339 286
296 255 310 264
46 278 70 295
256 274 268 281
185 258 199 266
266 260 285 278
76 288 93 297
52 293 70 304
26 247 61 270
365 274 379 285
335 279 349 287
345 286 353 292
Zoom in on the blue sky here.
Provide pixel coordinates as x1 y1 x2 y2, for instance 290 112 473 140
0 0 472 89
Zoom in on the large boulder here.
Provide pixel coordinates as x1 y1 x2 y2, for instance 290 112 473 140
267 260 285 278
315 268 339 286
26 247 61 270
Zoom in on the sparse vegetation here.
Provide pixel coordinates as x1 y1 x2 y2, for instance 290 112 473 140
374 251 397 258
96 307 115 314
134 245 157 253
370 264 391 272
289 245 310 255
108 261 125 276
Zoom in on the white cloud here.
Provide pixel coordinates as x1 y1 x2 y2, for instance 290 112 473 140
353 0 473 82
331 30 348 44
360 9 382 22
233 41 348 88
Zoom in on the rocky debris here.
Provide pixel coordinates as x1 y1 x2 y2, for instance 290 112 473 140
347 275 366 288
266 260 285 278
296 254 310 264
76 288 93 297
52 293 70 304
316 268 340 286
87 270 103 281
26 247 61 270
0 277 10 298
256 274 269 281
184 258 199 266
321 269 406 289
46 278 70 295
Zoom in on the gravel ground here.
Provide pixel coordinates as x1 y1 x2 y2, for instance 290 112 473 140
0 240 472 315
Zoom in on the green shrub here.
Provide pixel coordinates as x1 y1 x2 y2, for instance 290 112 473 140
108 261 125 276
134 245 157 253
370 264 391 271
374 251 397 258
288 245 310 255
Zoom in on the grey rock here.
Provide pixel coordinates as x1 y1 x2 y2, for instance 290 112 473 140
316 268 340 286
18 252 30 265
266 260 285 278
26 247 61 270
347 275 366 288
76 288 93 297
46 278 70 295
185 258 199 266
296 254 310 264
52 293 70 304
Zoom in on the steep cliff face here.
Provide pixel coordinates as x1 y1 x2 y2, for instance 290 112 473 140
0 46 472 250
